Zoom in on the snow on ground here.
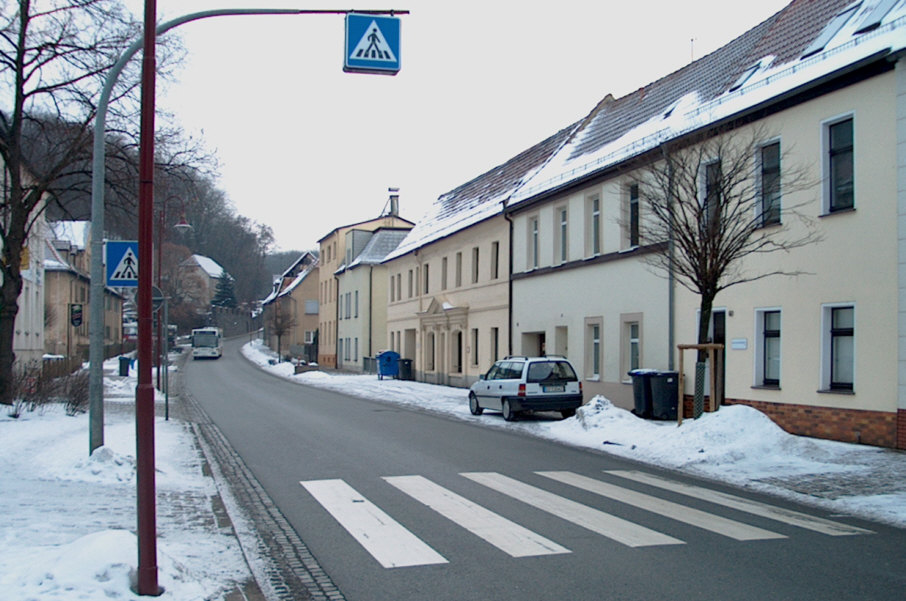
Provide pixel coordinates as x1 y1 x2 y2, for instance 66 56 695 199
2 341 903 601
244 339 906 528
0 357 249 601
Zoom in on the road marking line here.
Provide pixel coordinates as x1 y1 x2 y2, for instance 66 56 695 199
384 475 570 557
461 472 684 548
300 479 448 568
606 471 873 536
537 471 785 541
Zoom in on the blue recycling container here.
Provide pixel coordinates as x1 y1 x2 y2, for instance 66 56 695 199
377 351 400 380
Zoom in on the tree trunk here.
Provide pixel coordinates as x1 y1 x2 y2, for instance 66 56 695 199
0 273 24 405
697 294 714 363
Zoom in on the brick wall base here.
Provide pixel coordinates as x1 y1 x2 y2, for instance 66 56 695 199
720 397 898 449
898 409 906 450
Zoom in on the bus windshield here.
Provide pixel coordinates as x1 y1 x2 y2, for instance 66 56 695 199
193 332 219 348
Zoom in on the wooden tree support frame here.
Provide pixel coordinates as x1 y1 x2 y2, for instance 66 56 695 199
677 343 725 426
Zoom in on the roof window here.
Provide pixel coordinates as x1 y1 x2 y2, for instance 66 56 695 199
801 2 862 59
854 0 899 34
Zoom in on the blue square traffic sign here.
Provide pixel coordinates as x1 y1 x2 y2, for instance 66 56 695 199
344 13 401 75
105 240 139 287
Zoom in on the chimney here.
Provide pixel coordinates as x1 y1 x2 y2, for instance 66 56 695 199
388 187 399 216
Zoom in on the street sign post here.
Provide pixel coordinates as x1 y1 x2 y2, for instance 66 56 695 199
105 240 139 288
344 13 401 75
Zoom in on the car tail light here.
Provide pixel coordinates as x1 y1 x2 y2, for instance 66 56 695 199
518 384 526 397
579 381 583 394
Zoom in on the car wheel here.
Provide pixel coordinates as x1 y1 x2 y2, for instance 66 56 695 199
560 408 576 419
469 392 483 416
502 399 517 422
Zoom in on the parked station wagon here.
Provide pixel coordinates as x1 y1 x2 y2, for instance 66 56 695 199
469 356 583 421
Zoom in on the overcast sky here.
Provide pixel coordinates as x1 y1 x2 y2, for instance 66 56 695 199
139 0 792 251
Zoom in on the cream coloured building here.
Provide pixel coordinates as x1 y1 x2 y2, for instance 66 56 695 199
504 0 906 448
317 196 413 368
260 252 319 362
335 228 411 371
383 127 573 386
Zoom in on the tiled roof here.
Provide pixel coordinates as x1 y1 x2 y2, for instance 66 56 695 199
385 123 578 261
511 0 903 205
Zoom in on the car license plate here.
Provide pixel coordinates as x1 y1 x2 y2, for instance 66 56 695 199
543 385 565 393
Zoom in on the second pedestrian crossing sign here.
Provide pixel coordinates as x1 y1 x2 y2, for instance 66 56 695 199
344 13 401 75
105 240 139 287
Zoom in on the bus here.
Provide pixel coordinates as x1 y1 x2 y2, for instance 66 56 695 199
191 327 223 359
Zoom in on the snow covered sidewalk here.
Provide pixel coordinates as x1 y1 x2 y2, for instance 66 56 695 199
0 358 254 601
243 339 906 529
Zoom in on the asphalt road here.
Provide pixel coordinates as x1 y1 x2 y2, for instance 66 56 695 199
184 338 906 601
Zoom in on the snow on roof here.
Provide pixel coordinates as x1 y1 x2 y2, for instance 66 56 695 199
384 124 577 261
190 254 226 279
48 221 90 249
277 265 316 299
510 0 906 205
347 228 411 269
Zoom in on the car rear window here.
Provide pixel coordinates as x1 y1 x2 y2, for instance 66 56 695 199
527 361 578 383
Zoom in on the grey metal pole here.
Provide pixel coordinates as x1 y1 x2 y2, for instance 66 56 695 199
88 7 407 454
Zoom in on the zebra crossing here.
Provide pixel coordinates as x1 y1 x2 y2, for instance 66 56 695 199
300 470 872 569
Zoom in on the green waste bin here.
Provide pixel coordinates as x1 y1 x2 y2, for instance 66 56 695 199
398 358 413 381
628 370 654 418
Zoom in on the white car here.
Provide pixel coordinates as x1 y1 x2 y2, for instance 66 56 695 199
469 356 583 421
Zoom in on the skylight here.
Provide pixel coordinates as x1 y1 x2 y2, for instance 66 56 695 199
854 0 900 33
801 2 862 59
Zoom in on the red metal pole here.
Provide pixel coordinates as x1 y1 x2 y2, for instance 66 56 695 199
136 0 159 595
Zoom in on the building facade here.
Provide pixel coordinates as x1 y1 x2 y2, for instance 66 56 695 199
261 252 319 361
317 196 413 367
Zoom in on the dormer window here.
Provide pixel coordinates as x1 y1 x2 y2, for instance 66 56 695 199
854 0 899 34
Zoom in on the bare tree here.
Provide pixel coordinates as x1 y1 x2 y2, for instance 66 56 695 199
267 298 296 361
634 127 821 359
0 0 146 404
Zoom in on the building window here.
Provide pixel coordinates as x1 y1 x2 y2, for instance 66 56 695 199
761 310 781 386
453 331 463 373
426 332 435 370
491 241 500 280
390 275 396 302
627 183 640 247
455 252 462 287
585 318 602 379
529 216 539 269
424 264 429 295
472 247 480 283
627 322 640 372
305 330 315 344
704 160 722 229
408 269 413 298
346 292 351 319
828 117 854 212
760 142 781 225
442 257 448 290
354 290 358 318
588 194 601 257
490 327 499 362
556 206 568 264
396 273 402 301
354 338 358 362
828 306 854 390
471 328 479 366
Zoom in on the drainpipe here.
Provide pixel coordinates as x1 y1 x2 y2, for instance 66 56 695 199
664 146 676 371
504 209 514 356
368 265 373 357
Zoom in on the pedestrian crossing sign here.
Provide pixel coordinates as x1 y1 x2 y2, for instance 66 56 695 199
344 13 401 75
105 240 139 287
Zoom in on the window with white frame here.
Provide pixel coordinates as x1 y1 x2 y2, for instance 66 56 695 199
305 330 315 344
442 257 448 290
755 309 781 387
354 291 358 318
555 206 568 264
821 304 854 391
587 193 601 257
472 247 480 283
585 318 602 379
703 160 722 230
826 116 854 213
424 264 430 295
759 141 781 226
529 216 540 269
627 183 640 247
455 252 463 287
408 269 413 298
471 328 479 366
620 314 642 378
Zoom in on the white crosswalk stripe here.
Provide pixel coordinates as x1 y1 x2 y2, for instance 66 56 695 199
537 471 786 541
384 475 570 557
301 471 872 569
606 470 873 536
461 472 684 548
300 479 448 568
